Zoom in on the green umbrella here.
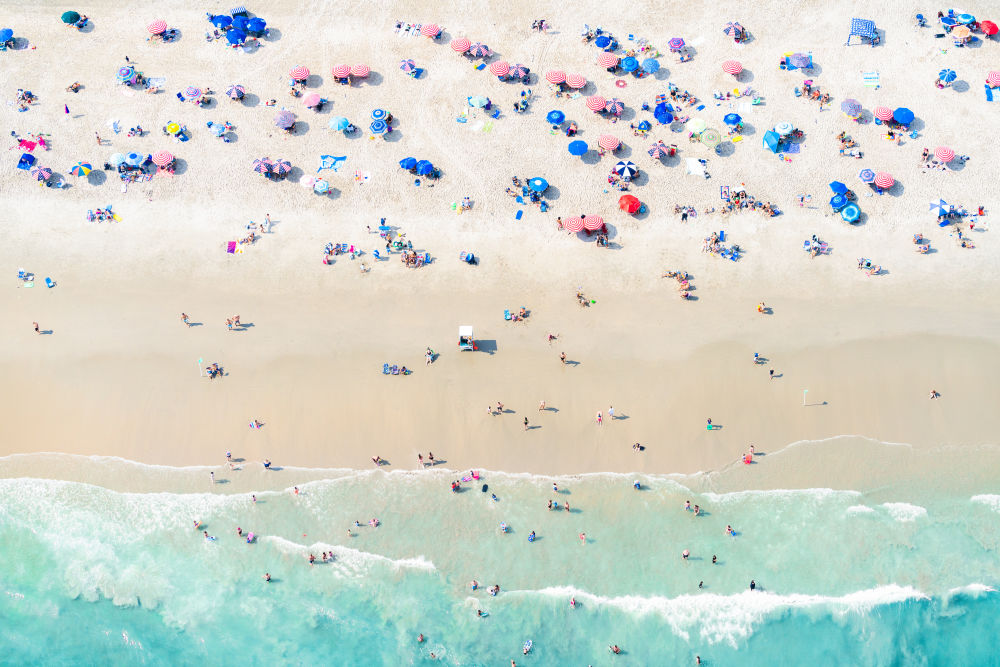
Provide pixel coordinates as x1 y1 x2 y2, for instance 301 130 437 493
700 128 722 147
61 11 80 24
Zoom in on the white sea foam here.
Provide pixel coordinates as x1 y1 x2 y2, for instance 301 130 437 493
971 494 1000 513
946 583 996 599
846 505 875 515
263 535 436 574
881 502 927 522
702 487 861 504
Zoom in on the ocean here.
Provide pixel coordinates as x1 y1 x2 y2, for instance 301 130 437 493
2 452 999 665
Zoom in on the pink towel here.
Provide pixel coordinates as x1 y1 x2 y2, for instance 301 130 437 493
19 140 37 152
227 242 237 253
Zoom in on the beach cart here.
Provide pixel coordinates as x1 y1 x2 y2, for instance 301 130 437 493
459 326 475 351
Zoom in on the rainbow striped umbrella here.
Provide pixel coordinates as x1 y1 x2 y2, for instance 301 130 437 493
181 86 202 100
116 66 136 83
70 162 92 176
668 37 685 51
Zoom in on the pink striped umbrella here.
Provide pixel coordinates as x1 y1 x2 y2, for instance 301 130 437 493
450 37 471 53
583 215 605 231
597 52 619 68
350 64 370 78
722 60 742 76
598 135 620 151
545 70 566 84
934 146 955 162
489 61 510 77
987 71 1000 87
565 73 587 89
151 150 173 166
563 216 585 233
147 19 167 35
873 172 894 189
290 66 310 81
332 64 351 78
873 106 893 121
468 42 492 58
420 23 440 38
586 95 607 111
303 93 321 107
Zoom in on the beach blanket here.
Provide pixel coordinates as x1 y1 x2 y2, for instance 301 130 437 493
18 139 36 152
785 142 801 154
861 71 880 88
227 241 237 253
317 155 346 172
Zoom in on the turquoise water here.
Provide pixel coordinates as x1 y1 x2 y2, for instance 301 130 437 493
2 458 1000 665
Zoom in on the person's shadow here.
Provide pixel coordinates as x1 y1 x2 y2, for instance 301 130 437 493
40 329 54 335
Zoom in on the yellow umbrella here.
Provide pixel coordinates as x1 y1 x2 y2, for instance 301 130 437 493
951 25 971 39
688 118 707 134
166 122 180 135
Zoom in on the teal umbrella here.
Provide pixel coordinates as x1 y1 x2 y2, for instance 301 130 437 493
468 96 489 108
61 11 80 24
329 116 350 131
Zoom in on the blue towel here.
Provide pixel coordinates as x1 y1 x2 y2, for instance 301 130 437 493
515 210 523 220
986 85 995 102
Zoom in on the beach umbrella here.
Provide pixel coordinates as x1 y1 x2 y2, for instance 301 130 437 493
468 95 489 108
723 22 744 37
723 113 742 126
61 11 81 24
929 199 948 216
605 98 624 115
722 60 742 75
873 106 893 121
583 215 605 231
840 99 862 116
938 69 957 83
147 19 167 35
528 177 548 192
274 110 296 128
829 181 848 194
511 63 529 79
415 160 434 176
314 180 330 194
329 116 350 131
893 107 914 125
271 159 291 175
774 121 794 135
351 64 370 78
655 111 673 125
165 122 180 135
598 135 620 151
981 21 998 36
762 131 782 153
620 57 639 73
857 169 875 183
619 194 641 213
668 37 685 51
935 146 955 162
614 161 638 179
209 123 225 137
70 162 92 176
840 203 860 223
399 59 416 73
450 37 471 53
545 70 566 84
689 118 707 133
0 28 12 42
30 166 52 181
700 128 722 147
232 16 250 32
371 108 387 121
829 194 847 210
246 17 266 33
988 71 1000 87
290 66 309 81
642 58 660 74
370 119 388 135
125 152 143 166
594 35 611 48
226 84 245 100
873 172 894 189
563 216 585 232
226 29 246 45
182 86 202 100
568 140 588 156
958 13 975 23
648 142 668 158
251 158 272 174
565 74 587 88
468 42 491 58
546 110 565 124
420 23 440 38
331 64 351 79
151 150 173 166
951 26 971 39
586 95 607 111
789 53 811 68
637 120 652 131
303 93 321 107
489 61 510 77
399 157 417 170
117 65 136 83
211 15 232 28
109 153 126 166
597 52 619 68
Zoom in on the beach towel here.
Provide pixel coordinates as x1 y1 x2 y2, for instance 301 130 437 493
317 155 346 172
482 121 493 133
475 63 485 70
227 241 237 253
515 210 523 220
785 142 801 153
147 77 166 89
18 140 36 152
861 71 880 88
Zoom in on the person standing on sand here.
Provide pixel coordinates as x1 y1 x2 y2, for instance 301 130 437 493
560 352 566 364
33 322 40 334
608 405 615 420
538 400 545 411
769 369 774 380
181 313 191 327
95 132 101 146
210 471 214 484
596 411 602 425
524 417 529 431
487 405 494 417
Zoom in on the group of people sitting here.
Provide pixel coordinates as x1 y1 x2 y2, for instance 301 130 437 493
722 191 777 217
206 362 223 379
86 208 116 223
837 131 863 158
662 269 692 298
796 80 830 106
400 250 427 268
15 89 36 112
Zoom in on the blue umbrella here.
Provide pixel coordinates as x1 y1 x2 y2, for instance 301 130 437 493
655 111 673 125
125 152 143 166
211 15 232 28
226 29 246 45
568 140 588 156
371 108 387 121
723 113 742 126
762 131 782 153
594 35 611 48
246 17 266 33
929 199 948 216
938 68 957 83
0 29 13 42
546 110 565 124
829 181 848 194
858 169 875 183
109 153 126 166
399 157 417 170
528 177 548 192
209 123 225 137
893 107 914 125
637 120 651 131
620 57 639 72
829 194 847 210
370 119 388 135
642 58 660 74
231 16 250 32
840 203 860 223
941 16 957 27
329 117 350 131
415 160 434 176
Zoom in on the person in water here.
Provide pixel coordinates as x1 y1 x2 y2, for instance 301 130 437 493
750 580 756 590
263 572 270 582
528 531 536 541
417 634 424 643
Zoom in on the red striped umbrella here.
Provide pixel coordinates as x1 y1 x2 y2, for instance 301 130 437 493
597 52 619 68
332 64 351 78
583 215 605 231
545 70 566 84
873 106 893 121
451 37 471 53
565 74 587 89
290 66 310 80
873 172 894 189
151 150 173 166
563 216 585 233
147 19 167 35
722 60 742 75
987 71 1000 87
586 95 606 111
420 23 440 37
489 61 510 77
598 135 620 150
934 146 955 162
350 64 370 78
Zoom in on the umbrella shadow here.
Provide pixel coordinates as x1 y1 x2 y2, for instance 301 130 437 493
740 123 757 136
945 159 967 172
715 142 736 157
951 80 970 93
384 128 404 143
616 144 633 159
738 69 755 83
79 21 95 34
305 74 323 88
285 166 304 183
629 171 649 187
47 171 68 188
242 93 260 107
633 206 650 220
293 121 310 135
169 158 188 175
652 68 670 81
618 107 636 122
887 182 904 198
86 170 106 186
545 185 561 201
263 28 282 42
909 117 926 133
365 71 384 87
581 151 600 166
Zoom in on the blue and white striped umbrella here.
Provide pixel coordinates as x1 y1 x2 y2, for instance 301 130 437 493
371 108 387 121
613 161 638 178
370 119 388 135
938 68 957 83
929 199 948 216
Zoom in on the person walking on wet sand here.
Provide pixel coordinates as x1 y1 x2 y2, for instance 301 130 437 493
524 417 529 430
560 352 566 364
181 313 191 327
596 411 603 425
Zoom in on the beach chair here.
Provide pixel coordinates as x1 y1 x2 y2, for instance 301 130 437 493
504 309 511 320
383 363 390 374
718 230 725 242
230 6 248 17
460 251 475 264
391 365 400 375
45 277 54 288
423 252 430 264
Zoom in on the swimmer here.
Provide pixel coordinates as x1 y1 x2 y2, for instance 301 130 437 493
579 532 586 545
203 531 215 540
726 525 735 536
564 502 570 512
684 500 691 511
570 596 576 608
553 483 558 492
491 493 498 502
712 555 717 564
633 480 640 490
263 572 270 582
293 486 299 496
252 494 256 503
477 609 484 617
548 499 553 510
471 580 479 590
610 644 621 654
500 522 508 533
682 549 690 560
309 554 315 565
418 634 424 643
237 527 242 537
694 505 700 516
193 520 201 530
750 580 756 591
528 530 536 542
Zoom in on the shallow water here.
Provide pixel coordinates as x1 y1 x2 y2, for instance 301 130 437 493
2 452 999 665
